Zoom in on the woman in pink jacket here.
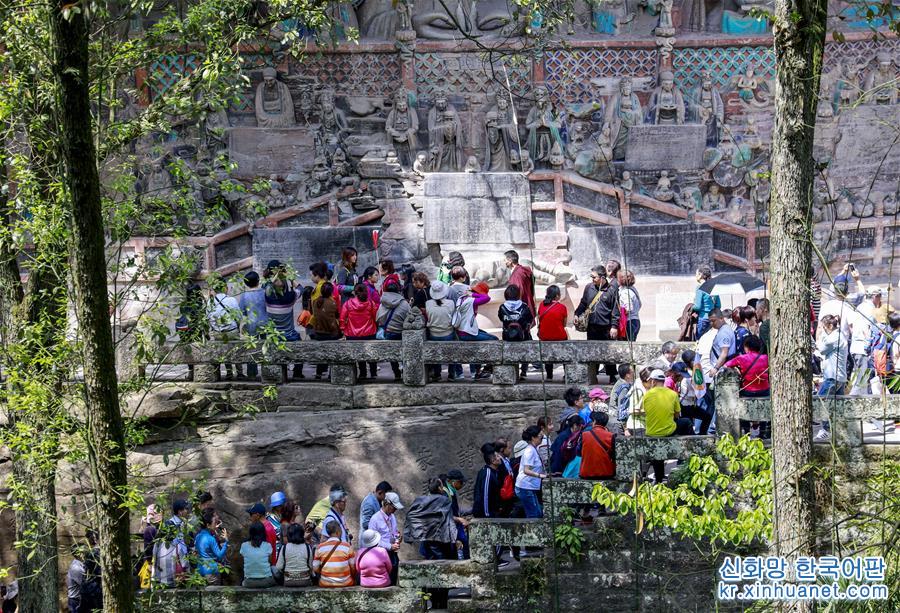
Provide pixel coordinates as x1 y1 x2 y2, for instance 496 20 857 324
340 284 379 380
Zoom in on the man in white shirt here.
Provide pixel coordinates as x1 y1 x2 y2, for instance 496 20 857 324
208 284 242 379
848 296 875 395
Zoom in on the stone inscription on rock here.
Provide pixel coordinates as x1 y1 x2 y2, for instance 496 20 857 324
423 173 531 244
252 227 377 272
624 124 706 171
229 127 316 179
830 105 900 183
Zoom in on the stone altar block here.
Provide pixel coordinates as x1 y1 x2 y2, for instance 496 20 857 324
252 227 377 271
229 127 316 179
422 173 531 245
624 124 706 171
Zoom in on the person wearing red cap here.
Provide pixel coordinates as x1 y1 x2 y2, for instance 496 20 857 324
454 279 497 380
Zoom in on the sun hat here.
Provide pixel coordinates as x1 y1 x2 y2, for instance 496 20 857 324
430 280 450 300
143 504 162 525
270 491 287 509
513 440 529 459
649 369 666 381
361 529 380 549
383 491 404 510
472 281 490 295
588 387 609 401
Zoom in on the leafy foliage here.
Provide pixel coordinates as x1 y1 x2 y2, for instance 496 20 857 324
553 506 586 563
591 435 772 547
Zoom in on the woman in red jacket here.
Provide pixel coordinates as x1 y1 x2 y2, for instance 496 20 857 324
340 284 379 380
537 285 568 380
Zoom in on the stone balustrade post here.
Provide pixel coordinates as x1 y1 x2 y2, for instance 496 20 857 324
402 329 427 386
564 362 588 387
492 365 518 385
192 363 219 383
330 364 356 386
713 370 742 438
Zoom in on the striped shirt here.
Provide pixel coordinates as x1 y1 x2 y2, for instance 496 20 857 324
312 538 355 587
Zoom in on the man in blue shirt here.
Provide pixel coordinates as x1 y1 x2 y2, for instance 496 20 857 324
359 481 392 531
707 308 737 377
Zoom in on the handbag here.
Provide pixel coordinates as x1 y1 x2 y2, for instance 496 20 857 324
376 305 399 340
138 560 152 589
574 288 604 332
297 309 312 327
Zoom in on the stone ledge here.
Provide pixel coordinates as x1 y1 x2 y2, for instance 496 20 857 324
399 559 488 589
469 519 551 563
137 585 421 613
615 435 718 480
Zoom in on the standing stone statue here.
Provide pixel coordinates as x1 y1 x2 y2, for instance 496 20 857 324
385 90 419 168
525 85 564 167
648 70 686 124
428 93 463 171
318 89 348 137
255 67 296 128
604 77 643 160
483 111 513 171
693 70 725 146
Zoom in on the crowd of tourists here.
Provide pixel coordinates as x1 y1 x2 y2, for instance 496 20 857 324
177 248 642 382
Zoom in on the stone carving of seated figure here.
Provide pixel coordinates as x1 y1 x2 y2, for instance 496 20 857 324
653 171 675 201
255 67 296 128
702 184 726 211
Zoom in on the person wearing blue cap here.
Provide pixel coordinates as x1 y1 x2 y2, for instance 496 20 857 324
264 491 286 566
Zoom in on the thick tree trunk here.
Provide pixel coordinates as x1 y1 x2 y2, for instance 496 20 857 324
50 5 134 612
12 460 59 613
769 0 826 610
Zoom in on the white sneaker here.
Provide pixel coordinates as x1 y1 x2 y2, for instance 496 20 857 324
749 426 761 439
814 429 830 442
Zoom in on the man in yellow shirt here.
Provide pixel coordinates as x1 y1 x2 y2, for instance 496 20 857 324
870 287 895 325
644 369 695 483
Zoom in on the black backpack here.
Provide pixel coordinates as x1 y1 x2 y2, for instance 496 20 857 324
502 304 527 341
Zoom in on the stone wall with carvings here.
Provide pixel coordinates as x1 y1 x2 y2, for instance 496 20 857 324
128 6 900 283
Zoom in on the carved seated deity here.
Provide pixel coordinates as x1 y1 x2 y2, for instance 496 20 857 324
574 124 614 182
653 171 675 202
702 184 726 211
255 68 296 128
883 192 900 216
648 71 685 125
618 170 634 197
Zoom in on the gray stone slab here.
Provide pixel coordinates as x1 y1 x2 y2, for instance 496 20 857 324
624 124 706 171
422 173 531 244
830 105 900 184
229 127 316 179
492 365 518 385
568 225 712 276
252 227 378 273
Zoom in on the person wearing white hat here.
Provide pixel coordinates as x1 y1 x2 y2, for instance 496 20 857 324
425 280 459 381
644 368 694 483
369 491 404 585
355 529 394 588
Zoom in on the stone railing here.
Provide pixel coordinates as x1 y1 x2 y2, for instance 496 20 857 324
148 336 687 386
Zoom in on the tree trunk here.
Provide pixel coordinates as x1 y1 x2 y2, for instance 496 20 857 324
768 0 826 610
0 143 62 613
50 5 134 612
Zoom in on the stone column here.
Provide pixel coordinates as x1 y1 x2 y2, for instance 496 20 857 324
330 364 356 386
492 365 518 385
714 370 742 438
192 363 219 383
260 364 284 384
402 329 427 386
564 362 588 387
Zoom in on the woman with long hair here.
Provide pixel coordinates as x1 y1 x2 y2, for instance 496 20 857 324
340 283 379 380
336 247 359 300
537 285 568 379
240 521 275 587
311 281 342 379
618 269 641 341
